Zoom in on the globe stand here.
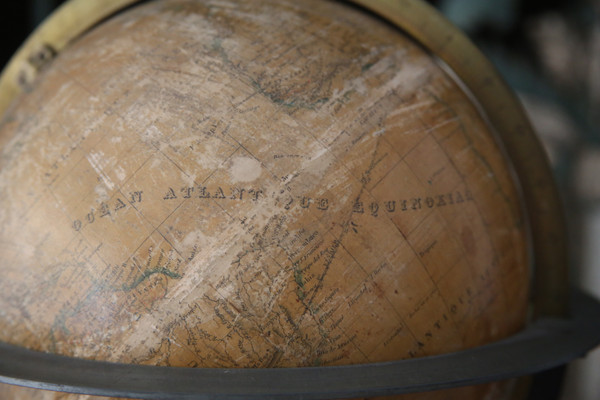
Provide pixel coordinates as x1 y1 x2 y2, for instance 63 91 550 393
0 288 598 399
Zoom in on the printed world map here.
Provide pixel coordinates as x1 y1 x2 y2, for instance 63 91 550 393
0 0 529 398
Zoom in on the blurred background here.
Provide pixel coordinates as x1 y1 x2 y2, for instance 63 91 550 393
0 0 599 399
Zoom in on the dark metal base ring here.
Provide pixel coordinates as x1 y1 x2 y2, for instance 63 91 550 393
1 288 599 400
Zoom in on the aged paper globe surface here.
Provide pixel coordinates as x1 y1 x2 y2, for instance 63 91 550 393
0 0 530 398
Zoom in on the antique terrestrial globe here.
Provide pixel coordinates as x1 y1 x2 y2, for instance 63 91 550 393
0 0 589 399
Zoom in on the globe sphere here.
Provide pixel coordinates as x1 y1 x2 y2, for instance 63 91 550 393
0 0 530 398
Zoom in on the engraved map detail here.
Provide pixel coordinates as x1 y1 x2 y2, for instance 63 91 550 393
0 0 528 398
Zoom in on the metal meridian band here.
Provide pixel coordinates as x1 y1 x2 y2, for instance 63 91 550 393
0 289 598 399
